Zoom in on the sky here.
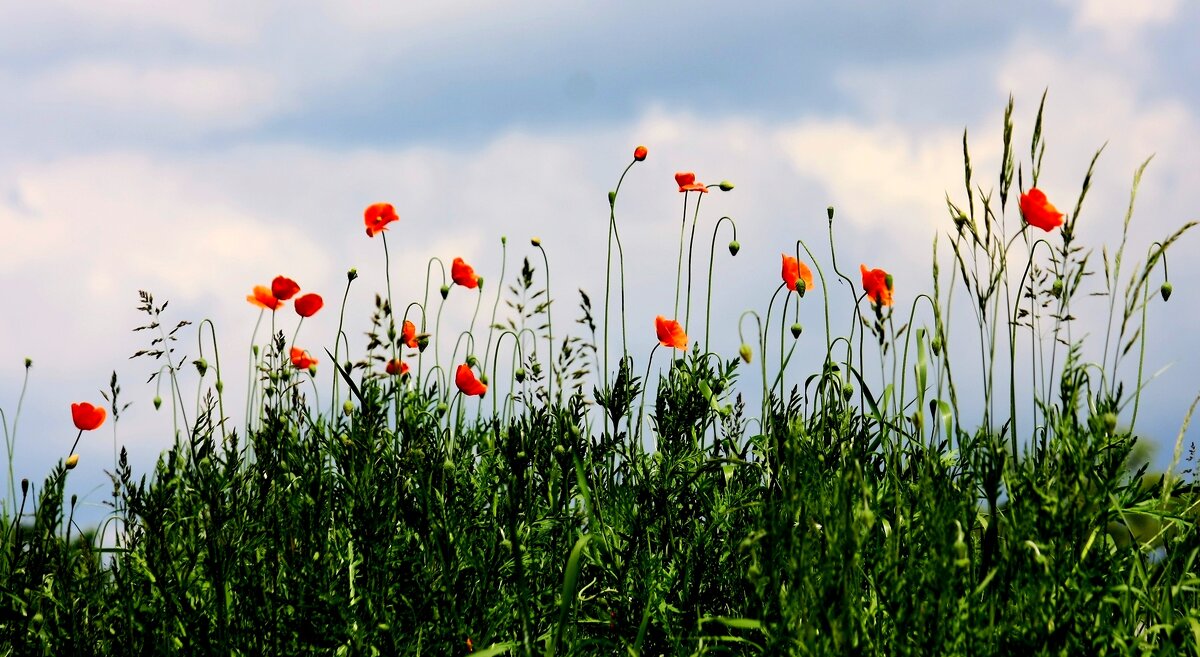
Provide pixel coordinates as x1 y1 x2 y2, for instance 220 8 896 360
2 0 1199 524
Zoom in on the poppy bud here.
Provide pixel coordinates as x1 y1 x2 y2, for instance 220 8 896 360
531 237 541 247
308 364 318 376
1102 412 1118 433
387 325 397 341
194 358 208 377
476 276 484 290
343 400 354 416
153 396 162 410
842 383 854 400
718 180 734 192
634 145 648 161
608 190 617 207
790 323 803 339
931 338 942 356
1161 282 1173 302
1051 279 1063 298
66 454 79 470
347 268 359 282
418 335 430 352
739 343 753 364
466 355 478 368
436 402 448 416
24 357 31 368
827 206 835 221
501 236 507 245
728 240 740 256
215 379 223 393
515 368 526 382
440 285 450 300
70 494 77 507
21 478 28 494
252 345 260 358
480 373 489 385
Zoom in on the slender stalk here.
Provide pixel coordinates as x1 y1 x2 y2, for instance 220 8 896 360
705 217 737 352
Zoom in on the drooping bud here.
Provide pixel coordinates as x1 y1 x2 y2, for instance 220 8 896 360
66 454 80 470
466 355 478 368
436 402 448 416
479 373 489 385
418 335 430 352
153 396 163 410
1051 279 1064 298
738 343 753 364
194 358 208 377
790 323 803 339
718 180 735 192
308 364 318 376
515 368 526 382
215 379 224 393
440 285 450 300
608 190 617 207
931 338 942 357
531 237 541 247
842 383 854 400
343 400 354 416
1102 412 1118 433
1161 281 1173 302
728 240 740 256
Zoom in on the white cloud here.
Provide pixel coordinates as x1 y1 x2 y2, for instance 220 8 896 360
1062 0 1181 48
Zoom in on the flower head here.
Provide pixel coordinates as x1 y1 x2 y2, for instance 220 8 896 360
451 257 480 289
860 264 894 307
247 285 281 310
655 316 688 350
290 347 318 370
271 276 300 301
674 172 709 193
385 358 410 377
634 145 648 162
401 320 419 349
294 293 323 318
455 364 487 397
1018 187 1064 232
781 254 814 295
71 402 106 431
365 202 399 237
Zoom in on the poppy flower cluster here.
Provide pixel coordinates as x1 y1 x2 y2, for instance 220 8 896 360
1018 187 1064 232
455 364 487 397
246 275 324 318
655 316 688 350
860 265 894 308
782 254 814 295
365 202 399 237
451 257 480 289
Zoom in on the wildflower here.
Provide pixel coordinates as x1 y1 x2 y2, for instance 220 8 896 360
739 343 753 364
401 320 419 348
674 172 709 193
860 264 894 307
66 454 79 469
71 402 106 431
385 358 409 377
781 254 814 295
246 285 281 310
1161 282 1173 302
728 240 740 256
290 347 318 370
271 276 300 301
451 257 480 289
294 293 323 318
1018 187 1064 232
634 145 648 161
455 364 487 397
655 316 688 350
364 202 399 237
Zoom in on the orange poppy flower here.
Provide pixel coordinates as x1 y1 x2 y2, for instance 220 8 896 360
272 276 300 301
385 358 409 377
655 315 688 350
451 257 480 289
1018 187 1064 232
674 172 709 193
401 320 419 349
294 293 323 318
860 265 894 307
455 364 487 397
71 402 106 431
290 347 317 369
365 202 399 237
247 285 281 310
781 254 814 294
634 145 648 161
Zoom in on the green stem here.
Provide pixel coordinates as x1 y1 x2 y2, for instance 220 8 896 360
705 217 737 352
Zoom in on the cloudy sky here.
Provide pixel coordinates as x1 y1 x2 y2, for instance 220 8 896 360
2 1 1198 522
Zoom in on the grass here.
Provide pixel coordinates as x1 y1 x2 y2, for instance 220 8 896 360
2 95 1199 655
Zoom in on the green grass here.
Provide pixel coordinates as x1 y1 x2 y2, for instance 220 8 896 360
2 95 1198 655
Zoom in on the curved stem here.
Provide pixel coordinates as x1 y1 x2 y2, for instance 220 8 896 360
705 216 737 352
535 242 554 405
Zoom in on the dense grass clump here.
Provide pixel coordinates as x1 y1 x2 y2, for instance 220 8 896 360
2 96 1199 655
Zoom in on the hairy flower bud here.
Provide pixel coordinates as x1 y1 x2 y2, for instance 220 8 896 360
1161 281 1173 302
718 180 734 192
440 285 450 300
153 396 163 410
66 454 79 470
728 240 740 256
738 343 752 364
790 323 803 339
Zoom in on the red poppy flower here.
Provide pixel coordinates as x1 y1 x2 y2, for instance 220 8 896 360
294 293 323 318
860 264 894 307
385 358 410 377
247 285 282 310
1019 187 1064 232
272 276 300 301
71 402 106 431
401 320 419 349
674 172 709 193
451 257 479 289
781 254 814 294
634 145 648 161
365 202 399 237
290 347 318 369
655 315 688 350
455 364 487 397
